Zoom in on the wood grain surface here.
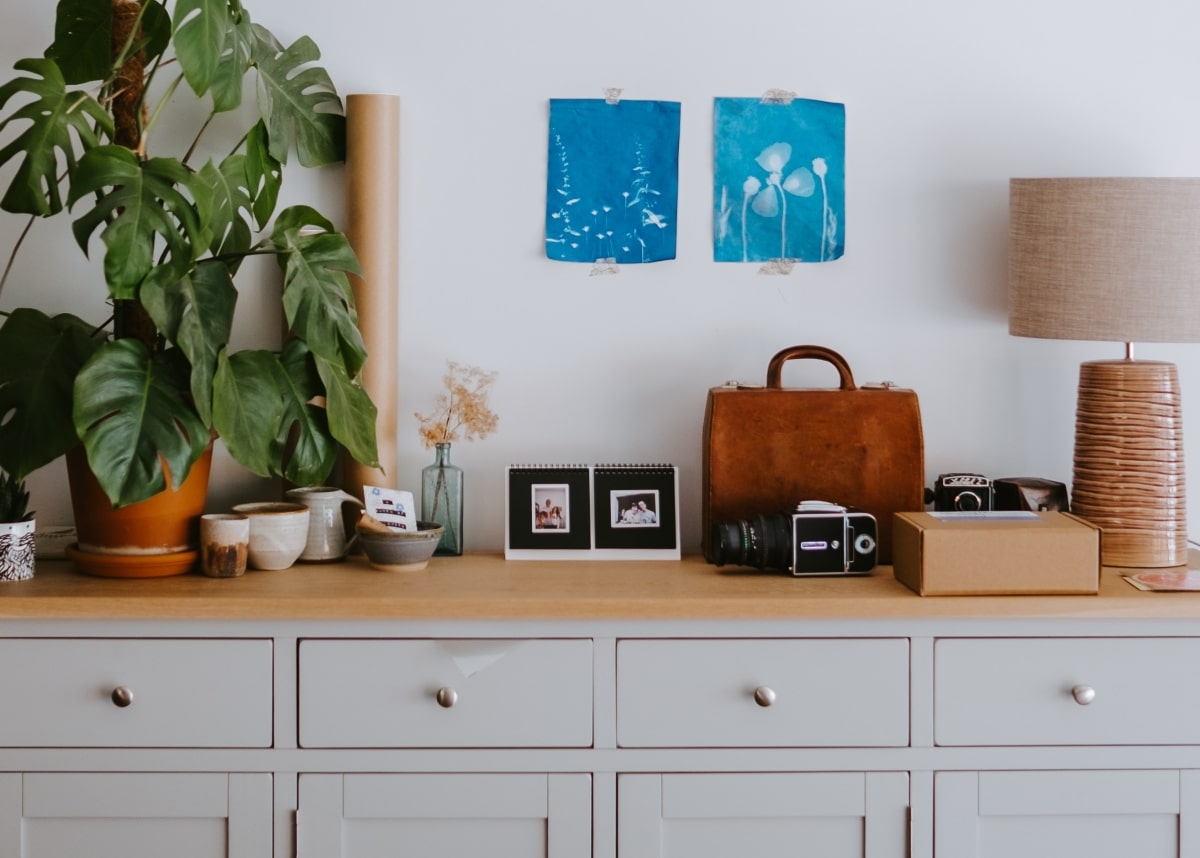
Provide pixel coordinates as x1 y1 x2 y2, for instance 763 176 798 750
0 554 1195 622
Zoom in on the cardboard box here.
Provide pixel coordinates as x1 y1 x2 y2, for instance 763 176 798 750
892 511 1100 595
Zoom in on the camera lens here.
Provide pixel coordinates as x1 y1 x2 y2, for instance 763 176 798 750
954 491 983 511
853 532 876 555
710 514 793 571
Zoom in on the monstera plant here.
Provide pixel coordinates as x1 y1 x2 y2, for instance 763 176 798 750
0 0 379 510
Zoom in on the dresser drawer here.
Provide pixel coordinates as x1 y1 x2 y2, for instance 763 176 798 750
616 638 909 747
0 638 273 747
298 639 593 747
935 637 1200 745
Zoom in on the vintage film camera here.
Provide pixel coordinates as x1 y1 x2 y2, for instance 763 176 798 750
928 473 994 512
709 501 877 576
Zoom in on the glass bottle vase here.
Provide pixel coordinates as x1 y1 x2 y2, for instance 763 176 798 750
421 443 463 555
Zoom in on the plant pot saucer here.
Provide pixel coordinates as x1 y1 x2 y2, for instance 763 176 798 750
65 544 197 579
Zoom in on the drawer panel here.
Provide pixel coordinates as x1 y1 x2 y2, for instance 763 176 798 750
0 638 273 747
616 638 909 747
935 637 1200 745
299 639 593 747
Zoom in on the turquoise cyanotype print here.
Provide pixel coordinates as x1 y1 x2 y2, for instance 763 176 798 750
713 98 845 264
546 99 681 264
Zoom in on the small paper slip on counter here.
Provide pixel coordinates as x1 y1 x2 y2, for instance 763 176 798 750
892 510 1101 595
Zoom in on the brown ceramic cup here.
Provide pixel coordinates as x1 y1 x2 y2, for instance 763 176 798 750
199 513 250 578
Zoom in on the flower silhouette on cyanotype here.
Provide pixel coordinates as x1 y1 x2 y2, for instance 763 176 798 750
812 157 836 262
745 142 816 261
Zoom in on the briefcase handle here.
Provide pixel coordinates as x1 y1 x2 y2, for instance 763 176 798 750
766 345 857 391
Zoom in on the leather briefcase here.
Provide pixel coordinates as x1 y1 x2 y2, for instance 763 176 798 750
702 345 924 564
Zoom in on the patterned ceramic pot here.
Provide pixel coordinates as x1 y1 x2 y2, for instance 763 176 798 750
0 519 35 582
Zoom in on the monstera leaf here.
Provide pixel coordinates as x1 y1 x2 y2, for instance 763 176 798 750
204 6 257 113
211 348 289 478
212 340 342 485
0 59 112 216
245 122 283 229
48 0 171 84
140 259 237 427
172 0 256 113
314 352 380 474
73 340 210 507
172 0 229 98
211 339 376 485
0 309 106 480
278 339 340 485
272 206 366 377
198 156 254 260
252 27 345 167
194 126 280 259
68 147 212 299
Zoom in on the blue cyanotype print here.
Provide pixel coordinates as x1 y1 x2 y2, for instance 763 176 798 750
546 99 681 264
713 98 846 264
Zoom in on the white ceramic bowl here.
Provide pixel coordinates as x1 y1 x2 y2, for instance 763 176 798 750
231 502 310 570
356 520 444 571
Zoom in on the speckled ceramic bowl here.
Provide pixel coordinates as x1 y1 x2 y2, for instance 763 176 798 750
356 520 444 571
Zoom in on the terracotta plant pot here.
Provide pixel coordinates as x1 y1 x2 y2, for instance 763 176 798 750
66 444 214 558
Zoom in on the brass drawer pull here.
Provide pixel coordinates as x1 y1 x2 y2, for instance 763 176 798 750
110 686 134 708
753 686 777 707
435 687 458 708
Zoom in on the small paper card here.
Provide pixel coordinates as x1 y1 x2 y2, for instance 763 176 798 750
362 485 417 531
1124 570 1200 592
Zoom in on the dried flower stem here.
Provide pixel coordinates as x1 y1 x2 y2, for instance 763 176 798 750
429 464 447 520
415 362 499 448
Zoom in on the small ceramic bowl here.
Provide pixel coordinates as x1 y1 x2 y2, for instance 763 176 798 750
356 520 444 571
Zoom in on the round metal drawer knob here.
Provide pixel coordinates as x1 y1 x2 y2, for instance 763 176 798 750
753 686 777 707
1071 685 1096 706
110 686 134 708
435 687 458 708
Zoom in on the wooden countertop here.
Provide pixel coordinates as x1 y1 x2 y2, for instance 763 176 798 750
0 554 1196 621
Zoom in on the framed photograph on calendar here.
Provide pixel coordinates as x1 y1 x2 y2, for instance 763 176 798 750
505 465 591 555
592 464 679 553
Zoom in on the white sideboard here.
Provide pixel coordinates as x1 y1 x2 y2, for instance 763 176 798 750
2 554 1200 858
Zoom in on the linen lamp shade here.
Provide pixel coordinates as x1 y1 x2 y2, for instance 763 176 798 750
1008 177 1200 567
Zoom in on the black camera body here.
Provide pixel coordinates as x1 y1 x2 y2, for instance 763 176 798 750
930 473 994 512
710 501 877 576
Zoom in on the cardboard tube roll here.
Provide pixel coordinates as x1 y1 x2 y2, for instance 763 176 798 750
343 93 400 497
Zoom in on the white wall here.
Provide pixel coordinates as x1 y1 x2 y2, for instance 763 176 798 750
3 0 1200 553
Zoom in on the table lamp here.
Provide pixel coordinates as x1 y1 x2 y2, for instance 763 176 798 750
1008 177 1200 568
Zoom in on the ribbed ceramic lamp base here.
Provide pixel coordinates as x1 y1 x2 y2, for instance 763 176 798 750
1070 360 1188 568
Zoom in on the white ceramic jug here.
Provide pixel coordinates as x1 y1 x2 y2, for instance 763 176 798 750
284 487 365 562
